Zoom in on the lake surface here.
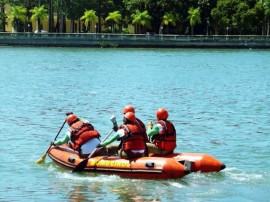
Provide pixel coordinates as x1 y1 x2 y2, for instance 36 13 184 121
0 47 269 201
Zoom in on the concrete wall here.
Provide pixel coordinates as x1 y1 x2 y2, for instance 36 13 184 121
1 33 270 48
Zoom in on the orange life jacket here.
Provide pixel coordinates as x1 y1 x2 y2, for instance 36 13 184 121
119 123 146 152
69 121 100 152
135 118 149 142
152 120 176 152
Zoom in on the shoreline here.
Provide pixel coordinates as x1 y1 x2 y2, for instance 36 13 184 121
1 32 270 49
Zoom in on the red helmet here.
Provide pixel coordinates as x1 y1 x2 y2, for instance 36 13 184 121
156 108 169 120
66 114 78 125
122 105 135 114
124 112 136 123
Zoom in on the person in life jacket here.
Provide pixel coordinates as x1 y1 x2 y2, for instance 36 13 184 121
122 105 149 143
53 114 103 157
146 108 177 156
99 112 147 159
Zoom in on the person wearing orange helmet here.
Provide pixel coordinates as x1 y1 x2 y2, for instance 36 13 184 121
146 108 177 156
122 105 149 143
98 112 147 159
53 113 103 157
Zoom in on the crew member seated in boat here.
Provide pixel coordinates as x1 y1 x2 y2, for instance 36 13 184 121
105 105 149 156
53 114 104 157
146 108 177 156
98 112 147 159
122 105 149 143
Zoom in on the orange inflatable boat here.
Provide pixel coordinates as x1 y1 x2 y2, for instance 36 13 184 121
48 144 225 179
48 144 189 179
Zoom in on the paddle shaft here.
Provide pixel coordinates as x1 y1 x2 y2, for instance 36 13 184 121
45 119 66 154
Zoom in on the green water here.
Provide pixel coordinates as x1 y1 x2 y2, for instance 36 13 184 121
0 47 269 201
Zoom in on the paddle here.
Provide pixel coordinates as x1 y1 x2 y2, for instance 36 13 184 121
35 112 73 164
72 115 118 173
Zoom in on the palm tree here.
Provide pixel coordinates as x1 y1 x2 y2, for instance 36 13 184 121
105 11 122 33
80 9 98 33
30 5 48 33
131 10 152 34
8 5 27 32
161 12 177 34
187 7 201 35
264 0 270 35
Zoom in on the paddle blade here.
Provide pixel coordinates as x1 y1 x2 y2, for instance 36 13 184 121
72 159 88 173
35 153 47 164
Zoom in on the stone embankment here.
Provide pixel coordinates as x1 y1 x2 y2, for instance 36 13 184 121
0 32 270 48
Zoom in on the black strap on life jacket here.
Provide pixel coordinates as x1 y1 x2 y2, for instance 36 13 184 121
159 120 176 137
70 122 94 141
152 120 175 142
118 124 144 150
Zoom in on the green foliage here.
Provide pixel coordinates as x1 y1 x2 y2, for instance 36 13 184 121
162 12 177 26
131 10 152 28
188 7 201 28
8 5 26 32
105 11 122 32
105 11 122 24
30 5 48 22
2 0 270 35
80 9 98 32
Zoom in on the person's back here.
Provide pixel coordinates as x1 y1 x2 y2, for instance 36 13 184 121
122 105 149 143
147 108 177 156
100 112 146 159
68 118 100 156
118 112 146 159
53 114 101 157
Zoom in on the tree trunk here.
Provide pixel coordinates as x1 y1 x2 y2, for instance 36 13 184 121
49 0 54 32
266 16 270 36
38 18 41 32
1 4 5 32
55 0 60 32
98 0 101 33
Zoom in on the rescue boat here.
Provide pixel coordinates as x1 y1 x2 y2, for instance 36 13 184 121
48 144 189 179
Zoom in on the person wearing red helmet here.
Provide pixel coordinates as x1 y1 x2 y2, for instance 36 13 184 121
122 105 149 143
146 108 177 155
99 112 147 159
53 114 103 157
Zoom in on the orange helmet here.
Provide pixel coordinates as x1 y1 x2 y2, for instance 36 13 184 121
124 112 136 123
122 105 135 114
156 108 169 120
66 114 78 125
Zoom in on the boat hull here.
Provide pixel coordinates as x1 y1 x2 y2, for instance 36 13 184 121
161 153 226 172
48 144 189 179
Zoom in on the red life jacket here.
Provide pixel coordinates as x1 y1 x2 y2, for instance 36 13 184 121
135 118 149 142
69 121 100 152
119 123 146 152
152 120 176 152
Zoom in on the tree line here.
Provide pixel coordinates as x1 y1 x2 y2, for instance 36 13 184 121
0 0 270 35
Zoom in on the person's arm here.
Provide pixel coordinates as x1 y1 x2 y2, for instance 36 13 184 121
147 124 161 137
100 133 120 146
53 132 70 145
100 129 125 146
